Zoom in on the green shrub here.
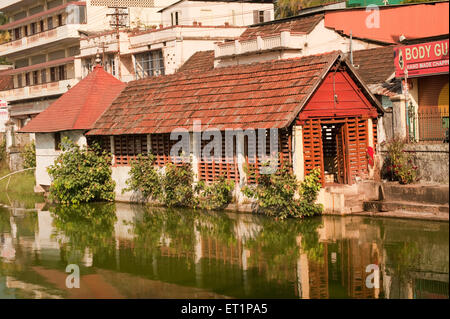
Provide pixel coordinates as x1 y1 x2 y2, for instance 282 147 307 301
160 163 195 208
242 166 323 219
195 176 235 210
22 141 36 169
47 137 115 205
382 138 418 184
124 154 161 202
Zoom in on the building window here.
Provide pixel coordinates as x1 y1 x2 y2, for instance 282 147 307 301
31 22 37 35
254 10 270 24
40 20 44 32
57 14 63 27
41 69 47 84
23 25 28 37
17 74 23 88
25 72 30 86
171 11 180 26
55 132 61 151
135 50 165 79
14 27 21 40
50 67 56 82
58 65 66 80
83 58 93 77
106 55 116 76
33 71 39 85
47 17 53 30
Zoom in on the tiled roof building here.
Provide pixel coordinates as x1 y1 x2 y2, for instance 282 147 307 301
20 65 126 133
89 51 382 136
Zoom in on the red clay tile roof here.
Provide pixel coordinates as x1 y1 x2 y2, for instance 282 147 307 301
178 51 215 73
88 51 378 136
20 66 126 133
352 46 396 85
324 2 449 44
239 13 323 40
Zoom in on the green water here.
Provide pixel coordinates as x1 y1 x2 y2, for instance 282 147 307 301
0 202 448 299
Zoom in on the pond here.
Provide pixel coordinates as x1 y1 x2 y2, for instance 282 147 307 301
0 202 448 299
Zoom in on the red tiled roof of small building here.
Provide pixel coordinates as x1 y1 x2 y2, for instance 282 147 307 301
88 51 380 136
239 13 323 40
178 51 215 73
20 65 126 133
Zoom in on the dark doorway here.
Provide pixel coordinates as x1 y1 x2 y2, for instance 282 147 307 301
321 122 349 184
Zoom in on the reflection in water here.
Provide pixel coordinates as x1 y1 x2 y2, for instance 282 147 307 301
0 203 448 299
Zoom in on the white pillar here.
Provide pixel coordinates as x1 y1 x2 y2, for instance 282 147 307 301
147 134 151 154
280 30 290 47
237 131 246 187
389 95 407 139
256 36 263 50
191 132 200 182
368 118 374 149
110 136 115 164
292 125 304 182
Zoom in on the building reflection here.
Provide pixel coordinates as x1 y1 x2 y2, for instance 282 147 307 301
0 204 448 299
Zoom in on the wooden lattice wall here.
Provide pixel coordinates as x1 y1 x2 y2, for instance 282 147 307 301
245 128 292 184
301 117 374 185
114 135 148 165
199 133 240 183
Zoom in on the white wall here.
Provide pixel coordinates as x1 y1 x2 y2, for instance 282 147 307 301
35 130 86 187
161 1 274 27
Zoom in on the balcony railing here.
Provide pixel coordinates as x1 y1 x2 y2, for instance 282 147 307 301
0 78 77 102
128 25 245 50
0 1 23 11
215 31 305 58
0 24 82 57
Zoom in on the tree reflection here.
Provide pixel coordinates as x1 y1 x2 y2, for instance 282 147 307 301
51 203 117 265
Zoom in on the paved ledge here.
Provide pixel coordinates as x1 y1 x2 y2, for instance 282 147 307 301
350 210 449 222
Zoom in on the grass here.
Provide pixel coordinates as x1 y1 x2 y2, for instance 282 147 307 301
0 161 44 209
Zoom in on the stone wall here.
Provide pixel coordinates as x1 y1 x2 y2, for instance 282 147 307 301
405 143 449 184
380 142 449 184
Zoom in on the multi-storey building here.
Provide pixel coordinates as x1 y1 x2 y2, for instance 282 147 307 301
0 0 178 141
0 0 274 146
77 0 274 83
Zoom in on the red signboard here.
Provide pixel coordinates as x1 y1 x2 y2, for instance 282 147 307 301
394 39 449 78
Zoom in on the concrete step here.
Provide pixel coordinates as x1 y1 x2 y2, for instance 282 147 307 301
381 183 449 205
363 200 449 214
343 200 365 214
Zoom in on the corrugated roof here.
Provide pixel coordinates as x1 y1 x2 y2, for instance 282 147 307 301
20 65 126 133
88 51 380 136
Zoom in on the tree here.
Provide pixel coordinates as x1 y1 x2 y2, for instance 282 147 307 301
275 0 338 19
0 12 10 64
